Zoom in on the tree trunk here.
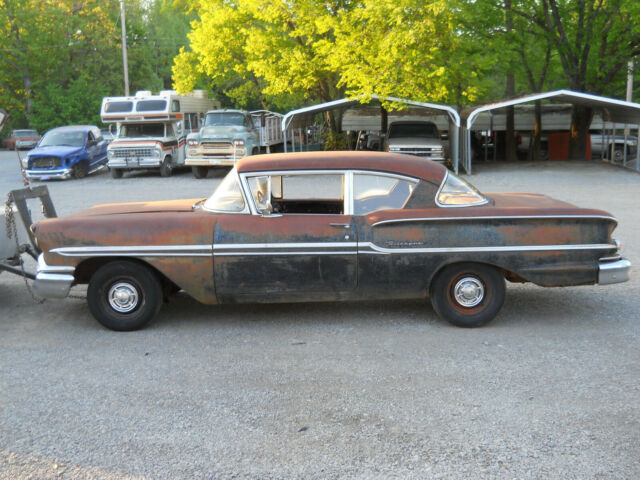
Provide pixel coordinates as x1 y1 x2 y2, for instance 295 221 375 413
504 0 517 161
568 105 592 159
533 100 542 160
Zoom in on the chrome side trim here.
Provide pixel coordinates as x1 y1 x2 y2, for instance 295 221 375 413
214 251 357 256
51 244 213 257
213 242 357 250
598 258 631 285
371 214 618 227
50 241 615 258
358 242 616 255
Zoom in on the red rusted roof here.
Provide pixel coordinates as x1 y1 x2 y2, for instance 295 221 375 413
237 151 447 183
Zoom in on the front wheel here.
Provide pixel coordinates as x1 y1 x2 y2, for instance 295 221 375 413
160 157 173 177
87 261 163 331
430 263 505 328
73 161 88 179
192 166 208 179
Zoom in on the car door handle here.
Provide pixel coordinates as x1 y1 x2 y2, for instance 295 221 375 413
329 222 350 229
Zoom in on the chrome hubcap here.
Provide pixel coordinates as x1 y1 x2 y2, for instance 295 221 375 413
453 277 484 307
108 282 139 313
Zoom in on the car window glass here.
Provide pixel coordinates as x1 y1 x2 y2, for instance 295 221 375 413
354 173 417 215
437 172 487 207
39 131 86 147
248 173 344 214
120 123 165 137
205 113 245 126
204 168 246 212
247 176 271 213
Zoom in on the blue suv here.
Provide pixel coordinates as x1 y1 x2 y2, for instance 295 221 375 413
25 125 108 180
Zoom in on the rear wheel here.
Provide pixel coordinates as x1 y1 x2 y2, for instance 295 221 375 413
430 263 505 328
73 161 88 179
192 166 208 179
110 168 123 179
87 261 162 331
160 156 173 177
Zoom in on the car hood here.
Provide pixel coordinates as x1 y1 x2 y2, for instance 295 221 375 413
70 198 204 217
28 145 83 158
388 137 441 147
200 125 247 138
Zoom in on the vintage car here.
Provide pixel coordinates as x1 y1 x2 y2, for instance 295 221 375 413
31 151 630 331
3 128 41 150
25 125 108 180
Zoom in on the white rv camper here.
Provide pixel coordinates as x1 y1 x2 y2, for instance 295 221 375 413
101 90 218 178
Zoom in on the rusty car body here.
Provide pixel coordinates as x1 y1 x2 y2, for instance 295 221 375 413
31 151 630 331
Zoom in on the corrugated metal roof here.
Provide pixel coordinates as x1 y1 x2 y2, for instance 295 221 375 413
466 90 640 129
281 95 460 130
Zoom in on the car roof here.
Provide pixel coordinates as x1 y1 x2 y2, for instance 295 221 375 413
47 125 96 133
236 151 448 183
14 129 38 133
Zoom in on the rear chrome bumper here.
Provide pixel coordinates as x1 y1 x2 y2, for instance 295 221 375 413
598 258 631 285
34 254 75 298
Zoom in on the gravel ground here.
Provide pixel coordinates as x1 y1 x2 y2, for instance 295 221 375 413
0 150 639 479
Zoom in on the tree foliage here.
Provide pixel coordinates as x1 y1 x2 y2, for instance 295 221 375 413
1 0 638 141
0 0 192 135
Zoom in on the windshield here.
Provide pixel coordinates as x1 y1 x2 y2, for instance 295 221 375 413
437 172 488 207
205 113 246 127
388 122 439 139
119 123 165 138
39 130 85 147
15 130 38 137
203 168 246 212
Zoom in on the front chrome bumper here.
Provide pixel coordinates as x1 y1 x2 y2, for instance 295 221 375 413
25 168 72 180
34 254 75 298
108 158 162 169
598 258 631 285
185 155 240 167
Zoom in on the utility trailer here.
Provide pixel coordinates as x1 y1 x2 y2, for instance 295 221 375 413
1 187 57 280
1 110 57 283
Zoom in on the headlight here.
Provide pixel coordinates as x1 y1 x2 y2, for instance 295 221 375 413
154 147 162 157
233 139 245 147
187 139 199 146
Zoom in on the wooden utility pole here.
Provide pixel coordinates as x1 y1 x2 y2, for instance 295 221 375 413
120 0 129 96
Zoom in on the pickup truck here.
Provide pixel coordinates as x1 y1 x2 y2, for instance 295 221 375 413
185 109 283 178
384 121 446 163
590 132 638 161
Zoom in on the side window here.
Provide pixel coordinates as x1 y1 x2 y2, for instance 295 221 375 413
87 131 95 145
247 173 344 214
92 128 102 142
172 100 180 112
436 172 487 207
353 173 416 215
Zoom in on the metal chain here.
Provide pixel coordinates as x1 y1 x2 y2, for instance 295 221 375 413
4 193 45 304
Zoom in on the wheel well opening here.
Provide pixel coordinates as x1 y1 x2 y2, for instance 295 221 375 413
428 261 520 294
74 257 178 291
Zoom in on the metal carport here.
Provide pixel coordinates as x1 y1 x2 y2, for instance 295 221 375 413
462 89 640 174
281 95 462 173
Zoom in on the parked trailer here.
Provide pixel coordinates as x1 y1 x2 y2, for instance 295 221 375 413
101 90 219 178
1 186 57 280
